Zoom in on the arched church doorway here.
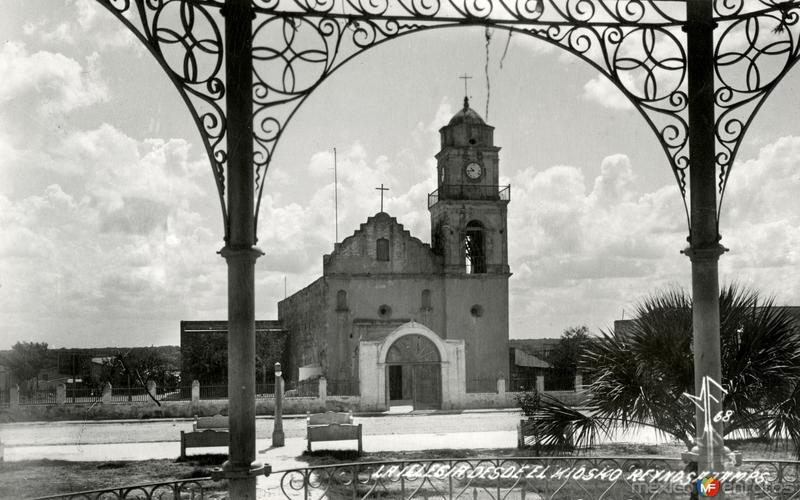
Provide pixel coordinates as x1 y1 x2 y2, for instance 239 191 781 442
385 334 441 410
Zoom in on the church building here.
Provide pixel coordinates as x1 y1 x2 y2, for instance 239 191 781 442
278 97 511 410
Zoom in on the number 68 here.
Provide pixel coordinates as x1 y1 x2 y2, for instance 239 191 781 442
713 410 733 423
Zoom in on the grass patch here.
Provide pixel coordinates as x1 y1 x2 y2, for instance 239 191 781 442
0 457 227 500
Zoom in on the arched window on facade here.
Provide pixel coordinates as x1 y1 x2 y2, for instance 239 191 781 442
421 289 432 310
336 290 348 310
464 220 486 274
377 238 390 261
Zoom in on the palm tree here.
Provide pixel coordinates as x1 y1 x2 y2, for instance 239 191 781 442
527 284 800 457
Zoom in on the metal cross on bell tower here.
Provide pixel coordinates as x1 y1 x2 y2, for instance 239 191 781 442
459 73 472 106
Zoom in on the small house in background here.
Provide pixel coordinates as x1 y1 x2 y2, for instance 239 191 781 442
508 338 558 392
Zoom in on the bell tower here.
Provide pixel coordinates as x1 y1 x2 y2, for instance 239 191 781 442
429 97 510 275
427 95 511 390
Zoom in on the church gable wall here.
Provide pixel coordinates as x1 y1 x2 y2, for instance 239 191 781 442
323 214 440 276
277 278 328 381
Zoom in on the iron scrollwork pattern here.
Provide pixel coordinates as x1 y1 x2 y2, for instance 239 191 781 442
714 0 800 217
95 0 230 239
95 0 800 236
32 477 214 500
272 457 800 499
250 0 692 225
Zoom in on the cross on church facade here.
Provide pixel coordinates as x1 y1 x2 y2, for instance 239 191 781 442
375 183 389 212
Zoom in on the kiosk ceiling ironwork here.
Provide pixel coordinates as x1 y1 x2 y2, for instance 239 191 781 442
96 0 800 238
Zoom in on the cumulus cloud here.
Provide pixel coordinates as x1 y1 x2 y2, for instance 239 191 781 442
582 74 635 111
510 32 556 57
23 0 138 51
0 122 225 346
717 136 800 304
0 42 108 115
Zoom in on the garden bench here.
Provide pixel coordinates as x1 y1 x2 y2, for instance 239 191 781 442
180 414 229 459
306 411 362 454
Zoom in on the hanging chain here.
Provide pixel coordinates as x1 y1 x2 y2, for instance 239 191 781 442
485 26 492 120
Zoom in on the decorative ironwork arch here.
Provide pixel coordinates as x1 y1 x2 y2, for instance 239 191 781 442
95 0 800 237
386 334 441 363
86 1 800 493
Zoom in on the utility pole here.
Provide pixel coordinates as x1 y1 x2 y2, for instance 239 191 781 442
334 147 339 243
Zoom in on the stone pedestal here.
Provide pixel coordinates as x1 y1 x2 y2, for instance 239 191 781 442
535 376 545 394
319 377 327 403
146 380 157 399
497 376 506 395
102 383 112 404
191 380 200 404
57 384 66 405
273 373 284 447
9 385 19 408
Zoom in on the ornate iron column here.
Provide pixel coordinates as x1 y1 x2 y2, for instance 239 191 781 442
215 0 265 498
684 0 726 475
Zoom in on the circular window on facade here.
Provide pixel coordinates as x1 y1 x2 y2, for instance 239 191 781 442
378 304 392 319
470 304 484 317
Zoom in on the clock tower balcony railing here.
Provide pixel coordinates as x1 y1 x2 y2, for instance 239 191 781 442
428 184 510 209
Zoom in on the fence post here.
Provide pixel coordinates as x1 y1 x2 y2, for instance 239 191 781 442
319 376 327 403
191 380 200 404
57 383 66 405
535 375 545 394
102 383 112 404
147 380 157 399
574 373 583 391
9 385 19 408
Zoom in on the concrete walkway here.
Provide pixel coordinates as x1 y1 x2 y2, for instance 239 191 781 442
3 430 518 463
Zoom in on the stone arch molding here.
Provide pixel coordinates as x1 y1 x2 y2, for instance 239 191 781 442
359 321 466 411
377 321 448 364
94 0 800 237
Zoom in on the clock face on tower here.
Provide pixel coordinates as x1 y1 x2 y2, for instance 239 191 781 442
465 162 483 180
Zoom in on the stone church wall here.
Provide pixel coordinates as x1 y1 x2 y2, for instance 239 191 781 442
324 276 446 384
443 275 510 391
278 277 328 381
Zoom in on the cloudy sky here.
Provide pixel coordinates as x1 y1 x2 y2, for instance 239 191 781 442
1 1 798 349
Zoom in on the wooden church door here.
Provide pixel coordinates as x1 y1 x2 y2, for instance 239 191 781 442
386 334 442 410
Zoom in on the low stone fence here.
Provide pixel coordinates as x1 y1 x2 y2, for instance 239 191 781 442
461 376 588 409
0 375 586 421
0 378 360 423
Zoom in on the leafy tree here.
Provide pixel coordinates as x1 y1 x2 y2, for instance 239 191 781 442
5 342 49 393
182 332 229 384
546 325 593 390
256 332 287 386
526 285 800 457
129 347 180 391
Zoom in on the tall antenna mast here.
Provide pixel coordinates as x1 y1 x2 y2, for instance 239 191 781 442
334 147 339 243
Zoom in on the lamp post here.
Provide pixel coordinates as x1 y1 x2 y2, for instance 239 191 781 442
273 362 285 447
